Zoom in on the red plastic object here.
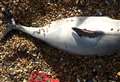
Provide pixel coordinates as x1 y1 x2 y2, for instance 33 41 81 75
28 71 59 82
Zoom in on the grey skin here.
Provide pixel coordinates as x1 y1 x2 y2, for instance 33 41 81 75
2 9 120 55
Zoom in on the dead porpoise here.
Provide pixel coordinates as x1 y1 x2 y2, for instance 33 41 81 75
1 8 120 55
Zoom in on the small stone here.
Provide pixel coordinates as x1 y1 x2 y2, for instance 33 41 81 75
32 54 37 57
32 22 39 27
92 78 98 82
117 72 120 76
77 78 80 82
86 79 93 82
0 20 3 25
77 9 81 12
16 69 22 73
23 79 27 82
1 7 5 12
96 10 103 16
108 80 116 82
0 13 3 18
105 0 114 5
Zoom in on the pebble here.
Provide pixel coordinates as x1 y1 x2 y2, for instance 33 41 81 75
117 72 120 76
105 0 114 5
23 79 27 82
77 78 80 82
0 12 3 17
95 9 103 16
0 20 3 25
92 78 98 82
86 79 93 82
31 22 39 27
1 7 5 12
108 80 116 82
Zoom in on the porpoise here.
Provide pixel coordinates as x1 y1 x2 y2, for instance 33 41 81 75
1 8 120 55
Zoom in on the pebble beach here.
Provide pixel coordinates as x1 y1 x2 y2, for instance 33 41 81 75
0 0 120 82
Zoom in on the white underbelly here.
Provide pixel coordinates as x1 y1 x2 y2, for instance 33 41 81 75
64 35 120 55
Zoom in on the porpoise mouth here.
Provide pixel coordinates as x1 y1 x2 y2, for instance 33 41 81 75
72 27 104 38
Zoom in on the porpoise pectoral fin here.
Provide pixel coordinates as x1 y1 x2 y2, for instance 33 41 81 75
72 27 104 38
